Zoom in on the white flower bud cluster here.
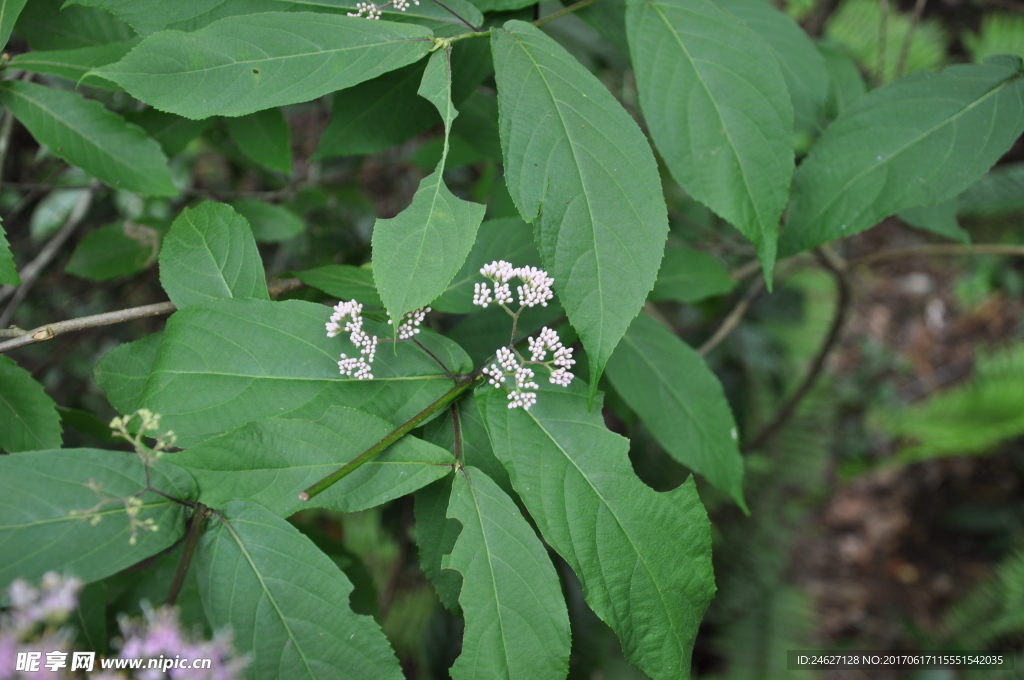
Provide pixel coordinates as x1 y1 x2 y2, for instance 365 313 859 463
528 326 576 386
327 301 377 380
473 260 552 310
481 326 574 410
387 307 430 340
347 0 419 19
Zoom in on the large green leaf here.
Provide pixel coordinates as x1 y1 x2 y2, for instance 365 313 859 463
650 244 735 304
140 298 468 446
0 220 17 285
0 0 28 49
158 202 269 308
225 108 292 173
373 48 485 325
172 407 454 517
293 265 382 306
605 314 746 509
196 499 402 680
8 41 138 88
492 20 668 395
0 80 175 196
781 57 1024 255
0 356 61 452
14 0 135 50
478 382 715 680
0 450 195 588
66 221 160 281
414 476 462 611
92 13 434 119
94 332 163 414
626 0 792 282
231 199 305 243
65 0 226 35
444 467 571 680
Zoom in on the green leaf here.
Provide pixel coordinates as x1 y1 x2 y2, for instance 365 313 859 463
230 199 305 243
94 332 163 414
158 202 269 308
781 58 1024 256
225 108 292 174
14 0 135 50
819 41 866 121
626 0 792 282
0 450 195 588
0 220 18 285
140 298 468 446
0 0 28 49
714 0 827 133
650 244 735 304
124 108 211 156
899 201 969 244
0 80 175 196
65 0 227 35
414 476 462 611
959 162 1024 216
293 265 382 306
0 356 61 452
605 314 746 509
196 499 403 680
444 466 571 680
492 20 669 395
478 382 715 680
66 221 161 281
430 216 539 314
93 13 434 119
373 48 485 324
172 407 454 517
7 41 138 87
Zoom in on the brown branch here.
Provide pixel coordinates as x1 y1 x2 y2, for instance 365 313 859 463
165 504 210 607
850 243 1024 267
0 278 305 354
742 248 851 453
698 277 765 356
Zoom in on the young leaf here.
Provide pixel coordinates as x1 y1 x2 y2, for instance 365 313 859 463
0 451 195 588
492 20 669 395
158 202 268 308
444 466 571 680
650 244 736 304
0 0 28 49
92 13 434 119
7 41 138 87
781 57 1024 255
172 407 455 517
373 48 485 325
478 382 715 680
414 476 462 611
140 298 468 445
95 332 163 414
196 499 403 680
231 199 305 243
0 356 62 452
0 80 175 196
64 0 227 35
626 0 792 283
605 314 746 509
225 108 293 174
293 265 382 306
0 219 18 285
66 221 161 281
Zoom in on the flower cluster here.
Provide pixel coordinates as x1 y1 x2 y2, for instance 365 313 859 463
110 409 176 464
528 326 576 387
388 307 430 340
326 301 432 380
473 260 553 310
481 325 575 409
347 0 419 19
69 478 159 546
0 573 80 679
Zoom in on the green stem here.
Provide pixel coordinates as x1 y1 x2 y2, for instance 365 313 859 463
299 373 484 501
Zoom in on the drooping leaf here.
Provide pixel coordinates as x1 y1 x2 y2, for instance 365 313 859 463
373 48 485 325
94 332 163 415
124 108 211 156
414 476 462 611
7 41 138 87
65 0 227 35
196 499 403 680
293 265 382 306
0 0 28 49
0 80 175 196
140 298 469 446
172 407 454 517
14 0 135 50
0 356 62 452
225 108 292 174
605 314 746 508
158 202 268 308
92 13 434 119
444 467 571 680
714 0 827 133
0 220 17 285
650 244 735 304
626 0 792 282
492 20 669 396
230 199 305 242
781 57 1024 256
66 221 161 281
0 450 195 588
478 382 715 680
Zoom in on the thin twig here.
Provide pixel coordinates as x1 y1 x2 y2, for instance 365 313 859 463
165 504 210 607
0 111 14 179
850 243 1024 267
895 0 928 79
451 404 462 462
742 248 851 453
429 0 484 31
412 337 455 381
0 186 95 324
698 277 766 356
0 278 305 354
534 0 602 26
